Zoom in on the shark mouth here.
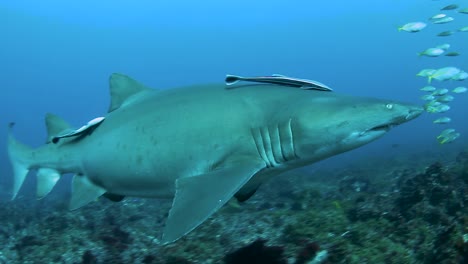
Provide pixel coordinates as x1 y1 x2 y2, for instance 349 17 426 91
368 123 395 132
359 122 396 138
367 107 423 133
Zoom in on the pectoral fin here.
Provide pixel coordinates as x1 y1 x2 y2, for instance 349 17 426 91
161 159 265 244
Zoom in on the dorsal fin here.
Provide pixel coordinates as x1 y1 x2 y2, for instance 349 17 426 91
45 113 72 142
108 73 152 112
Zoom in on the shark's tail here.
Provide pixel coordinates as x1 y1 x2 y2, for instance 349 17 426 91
7 114 70 200
7 122 33 200
225 74 241 86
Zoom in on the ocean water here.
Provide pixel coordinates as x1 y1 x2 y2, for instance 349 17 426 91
1 0 467 263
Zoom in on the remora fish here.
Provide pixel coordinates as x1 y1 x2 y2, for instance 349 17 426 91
7 73 423 244
225 74 332 91
51 117 105 143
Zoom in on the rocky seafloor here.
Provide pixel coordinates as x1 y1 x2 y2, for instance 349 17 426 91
0 147 467 264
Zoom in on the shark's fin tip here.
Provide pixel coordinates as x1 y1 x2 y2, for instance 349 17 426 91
69 174 106 210
36 168 61 199
45 113 72 143
108 73 152 112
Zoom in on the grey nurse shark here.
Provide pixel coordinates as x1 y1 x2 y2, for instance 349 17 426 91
7 73 423 243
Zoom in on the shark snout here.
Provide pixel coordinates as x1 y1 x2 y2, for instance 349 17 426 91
376 104 424 131
405 105 424 121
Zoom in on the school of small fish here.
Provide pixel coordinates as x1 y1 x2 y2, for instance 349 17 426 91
400 2 467 144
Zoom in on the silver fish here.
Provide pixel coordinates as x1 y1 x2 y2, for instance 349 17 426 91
420 86 437 92
437 31 454 37
452 87 467 93
433 117 451 124
225 74 332 91
441 4 458 11
432 16 454 24
438 131 460 144
429 13 447 20
436 95 454 103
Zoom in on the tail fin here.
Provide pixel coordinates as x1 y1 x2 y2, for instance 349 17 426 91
225 74 240 86
7 123 32 200
9 116 69 200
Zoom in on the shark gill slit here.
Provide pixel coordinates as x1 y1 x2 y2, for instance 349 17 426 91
260 126 278 167
271 125 286 164
290 118 299 159
251 119 298 168
251 128 270 167
280 118 298 161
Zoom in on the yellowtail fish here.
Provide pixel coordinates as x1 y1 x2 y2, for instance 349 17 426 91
425 101 441 108
433 117 451 124
436 95 454 103
432 88 449 96
429 67 461 82
437 31 454 36
444 52 460 56
225 74 332 91
438 128 456 138
398 22 427 32
441 4 458 11
451 71 468 81
436 43 450 50
429 13 447 20
432 17 454 24
420 86 437 92
417 69 436 77
418 48 445 57
437 131 460 144
421 94 436 101
425 102 450 113
452 86 467 93
458 8 468 14
459 26 468 32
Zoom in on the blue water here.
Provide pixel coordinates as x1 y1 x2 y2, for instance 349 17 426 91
1 0 467 191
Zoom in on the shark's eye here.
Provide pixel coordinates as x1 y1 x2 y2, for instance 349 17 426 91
385 104 394 110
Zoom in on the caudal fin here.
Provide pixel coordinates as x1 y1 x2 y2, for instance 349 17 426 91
7 123 32 200
225 74 241 86
9 116 70 200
